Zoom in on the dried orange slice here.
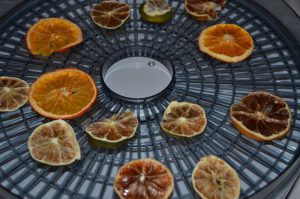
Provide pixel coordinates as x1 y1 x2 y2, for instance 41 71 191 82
161 101 207 137
91 1 131 29
85 111 138 147
230 92 291 141
114 158 174 199
26 18 83 56
28 120 80 166
192 155 240 199
185 0 226 21
0 76 29 112
199 24 254 63
29 68 97 119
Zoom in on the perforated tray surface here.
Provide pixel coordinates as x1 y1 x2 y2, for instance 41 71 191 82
1 0 300 198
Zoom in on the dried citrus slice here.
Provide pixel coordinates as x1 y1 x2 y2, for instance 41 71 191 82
199 24 254 63
29 68 97 119
230 92 291 141
28 120 80 166
85 111 138 147
192 155 240 199
185 0 226 21
91 1 131 29
139 0 173 23
161 101 207 137
0 76 29 112
26 18 83 56
114 158 174 199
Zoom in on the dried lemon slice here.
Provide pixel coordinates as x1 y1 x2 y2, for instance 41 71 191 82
230 92 291 141
192 155 240 199
161 101 207 137
28 120 80 166
114 158 174 199
0 76 29 112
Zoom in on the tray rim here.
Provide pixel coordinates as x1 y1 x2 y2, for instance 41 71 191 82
0 0 299 198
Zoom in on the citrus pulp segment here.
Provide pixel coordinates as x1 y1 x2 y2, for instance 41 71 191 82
199 24 254 63
0 76 29 112
26 18 83 56
230 92 291 141
91 1 131 29
185 0 226 21
192 155 240 199
28 120 80 166
114 158 174 199
29 68 97 119
85 111 138 143
161 101 207 137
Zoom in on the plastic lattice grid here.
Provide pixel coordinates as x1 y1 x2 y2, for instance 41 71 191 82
0 0 300 198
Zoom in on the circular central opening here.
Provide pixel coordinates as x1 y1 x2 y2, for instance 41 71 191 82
103 56 173 100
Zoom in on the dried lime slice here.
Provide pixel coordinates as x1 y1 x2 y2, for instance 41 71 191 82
139 0 173 23
85 111 138 148
28 120 81 166
0 76 29 112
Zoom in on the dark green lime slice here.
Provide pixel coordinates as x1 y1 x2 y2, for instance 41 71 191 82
139 3 173 23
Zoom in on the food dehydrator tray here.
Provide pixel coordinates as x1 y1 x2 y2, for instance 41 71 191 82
0 0 300 198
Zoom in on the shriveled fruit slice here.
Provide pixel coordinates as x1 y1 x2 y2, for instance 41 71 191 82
192 155 240 199
29 68 97 119
114 158 174 199
0 77 29 112
199 24 254 63
185 0 226 21
230 92 291 141
161 101 207 137
139 0 173 23
28 120 80 166
91 1 131 29
26 18 83 56
85 111 138 147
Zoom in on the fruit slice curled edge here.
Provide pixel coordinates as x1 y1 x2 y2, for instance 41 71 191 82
230 92 291 141
199 24 254 63
185 0 226 21
26 18 83 56
91 1 131 29
0 76 29 112
29 68 97 119
192 155 240 199
114 158 174 199
139 0 173 23
161 101 207 137
85 111 138 147
28 120 81 166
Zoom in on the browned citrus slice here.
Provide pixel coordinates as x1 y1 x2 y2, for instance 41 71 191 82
0 76 29 112
28 120 80 166
199 24 254 63
85 111 138 143
192 155 240 199
230 92 291 141
26 18 83 56
161 101 207 137
29 68 97 119
114 158 174 199
185 0 226 21
91 1 131 29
